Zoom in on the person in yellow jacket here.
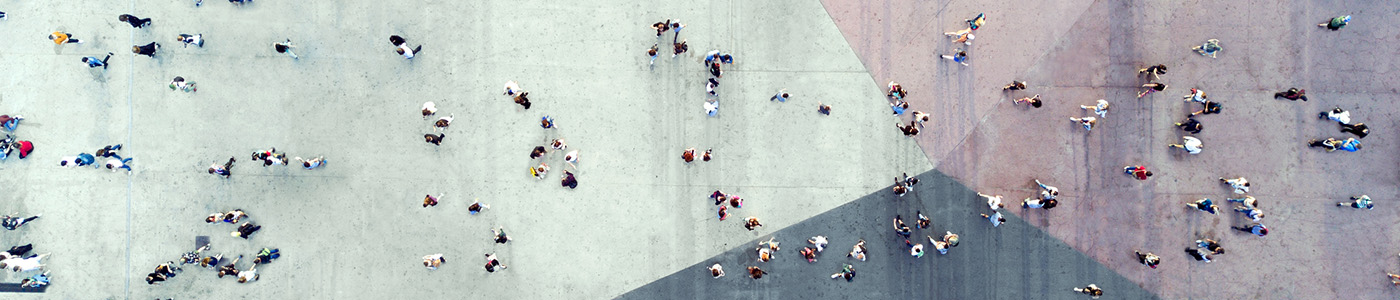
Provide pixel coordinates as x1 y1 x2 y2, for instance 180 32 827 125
49 31 83 44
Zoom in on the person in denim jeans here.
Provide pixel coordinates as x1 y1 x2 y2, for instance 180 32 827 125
83 53 113 69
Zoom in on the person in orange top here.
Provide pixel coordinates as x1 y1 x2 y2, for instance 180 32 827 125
49 31 82 44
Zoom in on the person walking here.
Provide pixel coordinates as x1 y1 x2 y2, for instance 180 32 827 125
817 102 832 115
978 193 1006 210
119 14 152 28
980 211 1005 227
1226 195 1258 210
106 156 134 173
1175 118 1203 134
707 263 725 278
1320 107 1351 124
1069 116 1096 131
208 157 234 178
1002 81 1027 91
1168 136 1203 154
1073 284 1104 299
295 156 325 169
746 266 767 279
177 33 204 47
1182 88 1207 103
468 198 490 215
82 53 113 69
132 42 160 57
1014 94 1042 108
1190 100 1222 116
484 253 507 273
1081 99 1109 118
1319 15 1351 30
1 213 40 230
1193 39 1222 58
49 31 83 44
422 193 442 207
744 217 763 231
1186 198 1219 214
1274 88 1307 101
1124 165 1153 180
1220 177 1249 194
672 39 688 58
941 49 970 66
1139 64 1167 81
1137 83 1167 98
1233 205 1264 222
231 222 261 239
1338 195 1373 210
422 254 445 270
1135 251 1161 269
424 133 444 145
1340 123 1369 138
769 89 789 102
646 44 658 65
273 39 297 59
830 264 855 281
389 35 422 59
847 240 868 261
169 76 197 92
491 226 511 244
1232 223 1268 237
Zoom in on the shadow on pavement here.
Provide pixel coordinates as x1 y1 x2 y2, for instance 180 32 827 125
616 170 1157 300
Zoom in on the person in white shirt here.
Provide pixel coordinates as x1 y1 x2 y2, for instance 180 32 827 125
1169 136 1203 154
808 236 828 252
704 99 719 117
237 264 257 283
981 211 1005 227
1220 177 1249 194
106 157 133 173
1071 116 1098 131
978 193 1005 210
177 33 204 47
2 253 48 272
563 150 579 169
847 240 867 261
503 81 522 96
1035 179 1059 200
421 102 437 119
1182 88 1207 103
389 35 422 59
423 254 445 270
295 156 325 169
1320 107 1350 124
433 114 454 133
1080 99 1109 118
707 263 724 278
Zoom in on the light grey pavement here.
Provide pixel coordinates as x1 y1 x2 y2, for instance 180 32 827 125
0 0 939 299
826 0 1400 298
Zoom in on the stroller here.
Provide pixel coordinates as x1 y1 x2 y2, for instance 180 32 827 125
1193 39 1222 58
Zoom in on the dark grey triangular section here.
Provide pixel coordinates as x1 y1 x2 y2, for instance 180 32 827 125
616 170 1157 300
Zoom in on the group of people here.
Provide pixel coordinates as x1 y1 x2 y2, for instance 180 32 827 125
0 115 35 162
1308 107 1366 152
2 242 49 289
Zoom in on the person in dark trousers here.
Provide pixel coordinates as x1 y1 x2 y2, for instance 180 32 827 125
389 35 422 59
1138 64 1167 81
1232 223 1268 236
95 144 122 158
208 157 234 178
561 171 578 189
2 244 34 258
513 92 531 109
118 14 151 28
273 39 297 59
424 133 444 145
232 222 261 239
1175 118 1203 134
1341 123 1368 138
2 214 40 230
1274 88 1307 101
132 42 160 57
82 52 114 69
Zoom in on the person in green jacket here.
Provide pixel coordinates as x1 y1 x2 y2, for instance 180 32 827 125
1319 15 1351 30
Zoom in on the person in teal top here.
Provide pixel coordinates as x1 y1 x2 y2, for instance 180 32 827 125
1319 15 1350 30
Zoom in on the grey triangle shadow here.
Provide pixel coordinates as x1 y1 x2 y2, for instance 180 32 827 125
616 170 1158 300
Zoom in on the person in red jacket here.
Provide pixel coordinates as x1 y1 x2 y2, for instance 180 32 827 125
1123 166 1153 180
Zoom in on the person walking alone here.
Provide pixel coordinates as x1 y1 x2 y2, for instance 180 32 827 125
273 39 297 59
82 53 113 69
119 14 152 28
50 31 83 44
